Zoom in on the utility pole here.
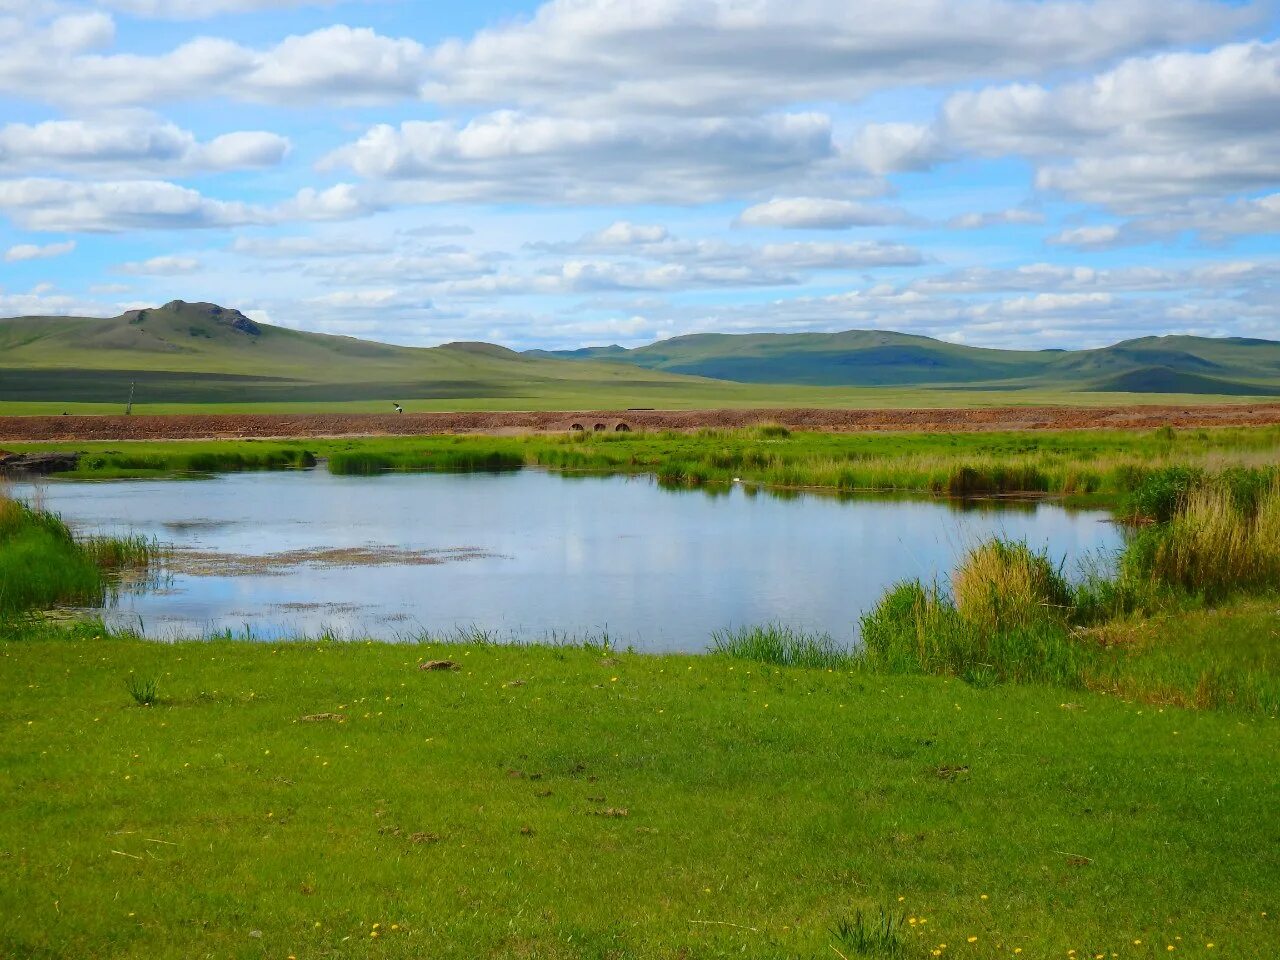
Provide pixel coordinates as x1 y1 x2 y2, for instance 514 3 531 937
125 381 135 416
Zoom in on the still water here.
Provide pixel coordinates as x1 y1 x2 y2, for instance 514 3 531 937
18 469 1123 652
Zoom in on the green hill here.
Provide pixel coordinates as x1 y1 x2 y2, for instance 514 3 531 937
0 301 731 406
4 302 1279 410
533 330 1280 395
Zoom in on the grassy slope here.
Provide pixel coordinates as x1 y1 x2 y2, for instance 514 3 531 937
0 303 754 407
535 331 1280 394
2 631 1276 959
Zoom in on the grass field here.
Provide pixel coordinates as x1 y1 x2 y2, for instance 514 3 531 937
1 625 1277 960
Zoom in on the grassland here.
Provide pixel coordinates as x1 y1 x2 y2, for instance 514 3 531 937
2 623 1277 959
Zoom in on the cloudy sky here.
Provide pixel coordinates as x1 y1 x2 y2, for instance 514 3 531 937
1 0 1277 350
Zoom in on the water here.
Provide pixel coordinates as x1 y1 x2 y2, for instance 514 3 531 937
16 469 1123 652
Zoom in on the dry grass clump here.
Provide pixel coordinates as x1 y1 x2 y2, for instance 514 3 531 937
952 539 1073 631
1141 481 1280 597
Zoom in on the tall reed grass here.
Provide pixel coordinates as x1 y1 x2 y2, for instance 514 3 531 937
0 492 158 616
1129 480 1280 598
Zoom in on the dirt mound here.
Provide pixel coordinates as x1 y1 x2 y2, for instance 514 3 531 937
4 404 1280 442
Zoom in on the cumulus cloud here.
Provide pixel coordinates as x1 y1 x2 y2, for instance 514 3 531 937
848 123 946 175
117 255 201 275
323 111 860 205
943 40 1280 211
0 19 428 106
0 115 290 175
4 239 75 261
425 0 1254 116
102 0 338 18
0 177 377 231
948 209 1044 229
1048 224 1122 248
737 197 908 229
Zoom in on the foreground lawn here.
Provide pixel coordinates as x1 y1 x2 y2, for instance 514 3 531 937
1 635 1276 959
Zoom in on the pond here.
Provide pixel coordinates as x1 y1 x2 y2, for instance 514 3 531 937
15 469 1123 652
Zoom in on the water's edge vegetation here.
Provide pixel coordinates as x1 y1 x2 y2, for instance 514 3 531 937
13 423 1280 502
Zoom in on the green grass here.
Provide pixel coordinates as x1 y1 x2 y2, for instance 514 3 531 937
0 494 158 616
1 625 1276 959
13 425 1280 504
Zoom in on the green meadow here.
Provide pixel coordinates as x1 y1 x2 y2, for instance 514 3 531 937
1 429 1278 958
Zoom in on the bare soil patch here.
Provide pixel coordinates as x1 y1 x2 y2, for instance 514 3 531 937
6 404 1280 441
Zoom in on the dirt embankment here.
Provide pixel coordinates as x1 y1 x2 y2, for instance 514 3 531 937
5 405 1280 442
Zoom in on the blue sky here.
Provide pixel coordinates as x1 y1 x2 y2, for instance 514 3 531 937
1 0 1277 350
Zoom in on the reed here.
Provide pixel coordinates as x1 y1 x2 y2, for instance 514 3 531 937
0 493 157 615
952 539 1072 631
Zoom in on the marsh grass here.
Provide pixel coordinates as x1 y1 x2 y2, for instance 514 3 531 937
1131 480 1280 598
710 623 851 668
859 579 1092 688
952 540 1072 631
20 425 1280 503
0 493 158 615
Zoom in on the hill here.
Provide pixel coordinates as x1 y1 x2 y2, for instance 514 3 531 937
531 330 1280 395
0 301 734 407
4 303 1279 410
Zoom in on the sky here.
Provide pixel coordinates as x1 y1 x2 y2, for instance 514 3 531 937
0 0 1277 352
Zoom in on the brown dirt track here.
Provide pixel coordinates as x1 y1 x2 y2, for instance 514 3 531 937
5 404 1280 442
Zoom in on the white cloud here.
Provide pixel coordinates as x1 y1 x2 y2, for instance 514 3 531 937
0 115 289 175
737 197 907 229
102 0 337 18
588 222 670 247
849 123 946 175
117 255 201 275
1048 224 1122 248
230 235 392 259
425 0 1254 116
943 40 1280 211
0 177 377 232
0 19 428 107
324 111 868 205
948 209 1044 229
4 239 75 261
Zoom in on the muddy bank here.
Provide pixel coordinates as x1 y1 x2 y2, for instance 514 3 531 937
5 404 1280 442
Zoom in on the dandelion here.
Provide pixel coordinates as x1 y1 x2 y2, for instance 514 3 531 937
968 936 978 943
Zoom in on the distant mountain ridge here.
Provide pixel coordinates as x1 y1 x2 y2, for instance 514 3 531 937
528 330 1280 395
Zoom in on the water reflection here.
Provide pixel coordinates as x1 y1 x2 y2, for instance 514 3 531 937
15 469 1122 651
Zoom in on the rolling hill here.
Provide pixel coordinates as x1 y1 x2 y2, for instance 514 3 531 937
0 301 733 407
530 330 1280 395
3 302 1279 410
